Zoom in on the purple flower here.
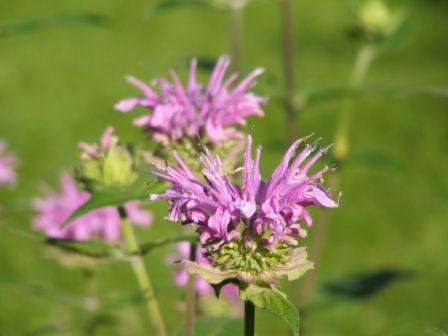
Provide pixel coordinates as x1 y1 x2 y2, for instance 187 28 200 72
33 172 152 242
173 242 240 302
151 135 339 247
0 140 17 187
115 56 266 144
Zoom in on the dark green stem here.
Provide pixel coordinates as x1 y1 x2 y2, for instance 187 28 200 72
184 242 197 336
244 300 255 336
229 0 243 72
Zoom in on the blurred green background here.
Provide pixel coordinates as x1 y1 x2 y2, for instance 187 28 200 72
1 0 447 335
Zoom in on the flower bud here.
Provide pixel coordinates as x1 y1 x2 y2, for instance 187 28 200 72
359 0 392 35
76 127 138 192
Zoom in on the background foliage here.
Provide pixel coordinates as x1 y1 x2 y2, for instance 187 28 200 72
0 0 447 335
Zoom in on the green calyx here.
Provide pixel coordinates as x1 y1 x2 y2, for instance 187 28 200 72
76 143 138 193
205 239 294 276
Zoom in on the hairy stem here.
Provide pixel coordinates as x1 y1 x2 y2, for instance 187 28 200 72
184 242 197 336
244 300 255 336
280 0 299 143
118 206 167 336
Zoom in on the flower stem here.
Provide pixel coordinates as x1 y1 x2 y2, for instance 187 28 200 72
184 242 197 336
299 45 375 302
118 206 167 336
279 0 300 143
244 300 255 336
229 0 243 72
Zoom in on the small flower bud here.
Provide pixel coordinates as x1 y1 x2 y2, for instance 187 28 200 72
76 127 138 192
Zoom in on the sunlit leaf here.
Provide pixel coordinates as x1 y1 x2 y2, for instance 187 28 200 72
240 285 299 336
0 12 109 38
63 180 168 227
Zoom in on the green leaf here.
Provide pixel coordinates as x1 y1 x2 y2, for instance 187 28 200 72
0 12 109 38
241 285 300 336
45 238 121 258
63 180 168 227
181 260 237 284
147 0 215 17
139 234 196 255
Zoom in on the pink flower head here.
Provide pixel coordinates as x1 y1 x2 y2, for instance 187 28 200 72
0 140 18 187
33 172 152 242
151 135 339 248
115 56 266 144
173 242 239 302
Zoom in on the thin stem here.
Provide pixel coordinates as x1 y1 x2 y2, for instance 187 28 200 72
118 206 167 336
298 45 375 302
244 300 255 336
229 0 243 72
280 0 299 143
184 242 197 336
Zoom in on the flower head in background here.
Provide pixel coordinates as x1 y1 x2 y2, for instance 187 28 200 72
115 56 266 145
0 140 18 187
76 127 138 192
151 135 340 285
33 172 152 242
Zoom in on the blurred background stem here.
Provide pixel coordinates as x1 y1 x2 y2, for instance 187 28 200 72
279 0 300 144
299 44 375 302
118 206 167 336
184 242 197 336
229 0 244 72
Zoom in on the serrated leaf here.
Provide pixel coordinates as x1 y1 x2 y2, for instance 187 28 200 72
0 12 109 38
63 180 168 227
241 285 300 336
181 260 237 284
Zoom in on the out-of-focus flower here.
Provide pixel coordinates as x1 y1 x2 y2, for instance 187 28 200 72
76 127 138 192
174 242 239 302
151 135 340 285
351 0 404 43
33 172 152 242
0 140 17 187
115 56 266 145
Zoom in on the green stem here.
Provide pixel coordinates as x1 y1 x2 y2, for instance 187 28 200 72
118 206 167 336
184 242 197 336
298 45 375 303
229 0 243 72
244 300 255 336
279 0 300 143
333 45 375 163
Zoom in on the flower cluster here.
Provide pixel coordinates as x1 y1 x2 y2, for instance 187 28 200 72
151 135 339 284
0 140 17 187
115 56 266 145
33 172 152 242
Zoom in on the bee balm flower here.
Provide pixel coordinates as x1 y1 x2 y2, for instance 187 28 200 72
115 56 266 145
33 173 152 242
151 135 339 285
